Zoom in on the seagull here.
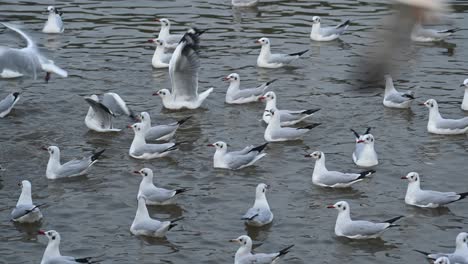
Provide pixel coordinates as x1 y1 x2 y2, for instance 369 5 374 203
402 172 468 208
224 73 276 104
42 6 64 34
383 75 415 109
43 146 105 179
0 92 20 118
0 22 67 81
310 16 350 41
11 180 43 223
305 151 375 188
38 230 95 264
153 32 213 109
241 183 273 227
421 99 468 135
460 79 468 111
130 196 181 237
350 128 378 168
229 235 294 264
232 0 258 7
434 257 451 264
148 38 172 68
264 110 320 142
415 232 468 264
137 112 191 141
84 92 135 132
255 37 308 68
155 18 184 49
411 24 460 42
134 168 188 205
259 91 320 126
328 201 404 239
128 123 180 159
208 141 268 170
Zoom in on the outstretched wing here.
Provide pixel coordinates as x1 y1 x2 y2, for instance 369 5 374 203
102 92 131 116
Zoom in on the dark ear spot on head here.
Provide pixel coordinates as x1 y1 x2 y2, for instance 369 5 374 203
52 236 56 240
343 206 346 210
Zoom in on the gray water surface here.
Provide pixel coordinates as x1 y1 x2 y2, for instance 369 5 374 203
0 0 467 263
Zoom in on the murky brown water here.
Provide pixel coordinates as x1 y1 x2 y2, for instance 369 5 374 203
0 0 467 263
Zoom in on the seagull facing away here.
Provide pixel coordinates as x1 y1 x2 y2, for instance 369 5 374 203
328 201 404 239
0 22 67 81
130 196 181 237
0 92 20 118
137 112 191 141
350 128 378 168
84 92 135 132
11 180 43 223
383 75 415 109
230 235 294 264
153 32 213 109
260 91 320 126
305 151 375 188
208 141 268 170
255 37 308 68
38 230 94 264
44 146 105 179
415 232 468 264
224 73 276 104
402 172 468 208
148 38 173 68
155 18 184 49
460 79 468 111
134 168 188 205
421 99 468 135
310 16 350 41
264 110 320 142
232 0 258 7
42 6 64 33
128 123 180 159
411 24 460 42
241 183 273 227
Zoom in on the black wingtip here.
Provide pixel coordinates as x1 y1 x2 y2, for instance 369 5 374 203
91 149 105 162
350 128 360 139
402 94 415 100
75 257 93 263
177 116 192 125
168 223 178 230
278 244 294 257
364 127 371 135
169 217 184 229
249 143 268 153
301 108 320 115
12 92 20 99
175 188 189 195
242 213 259 221
266 79 278 86
413 249 430 256
289 49 309 57
457 192 468 200
358 170 375 179
299 123 321 130
445 28 460 33
384 215 404 224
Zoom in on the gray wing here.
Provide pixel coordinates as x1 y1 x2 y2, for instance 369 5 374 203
0 47 40 78
415 190 460 205
102 93 131 116
269 54 295 64
230 86 265 101
146 124 178 140
225 152 257 169
2 22 36 49
54 15 64 31
437 117 468 130
169 38 199 101
279 110 307 122
142 188 175 203
417 28 450 38
242 207 272 222
0 93 19 114
11 204 35 220
320 25 347 37
42 256 80 264
85 97 114 129
162 53 172 64
133 219 163 232
271 127 309 140
165 34 184 45
341 220 388 236
318 171 361 186
132 143 175 156
230 146 254 155
57 158 92 177
385 92 412 104
241 253 279 264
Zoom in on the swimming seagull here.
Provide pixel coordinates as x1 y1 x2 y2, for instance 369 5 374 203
460 79 468 111
38 230 95 264
232 0 258 7
153 32 213 109
402 172 468 208
241 183 273 227
137 112 191 141
0 22 67 81
264 110 320 142
328 201 404 239
255 37 308 68
383 75 415 109
310 16 350 41
130 196 182 237
224 73 276 104
84 93 135 132
350 128 378 168
208 141 268 170
259 91 320 126
42 6 64 34
134 168 188 205
128 123 180 159
414 232 468 264
434 257 451 264
411 24 460 42
229 235 294 264
0 92 20 118
11 180 43 223
305 151 375 188
421 99 468 135
43 146 105 179
148 38 173 68
155 18 183 49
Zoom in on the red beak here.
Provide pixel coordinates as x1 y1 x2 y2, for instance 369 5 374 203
133 170 140 174
207 144 214 147
148 39 155 43
356 140 365 143
400 176 407 179
152 92 159 96
418 102 426 106
38 230 46 235
258 96 266 101
127 125 133 129
327 205 335 208
41 146 48 151
155 19 160 22
255 40 260 44
222 77 230 81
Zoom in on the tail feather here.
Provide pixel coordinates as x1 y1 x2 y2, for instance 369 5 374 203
177 116 192 125
91 149 105 162
301 108 320 115
277 244 294 258
288 49 308 57
359 170 375 178
298 123 321 130
249 143 268 153
384 215 404 225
